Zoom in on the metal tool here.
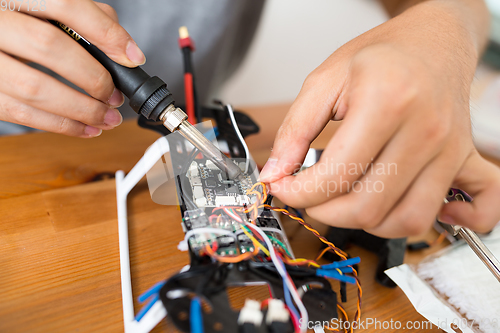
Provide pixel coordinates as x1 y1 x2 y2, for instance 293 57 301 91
439 188 500 282
50 21 245 182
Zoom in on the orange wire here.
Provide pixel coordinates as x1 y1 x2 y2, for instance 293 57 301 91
259 199 362 331
208 181 362 330
204 244 258 263
336 304 349 333
429 231 448 247
316 247 331 262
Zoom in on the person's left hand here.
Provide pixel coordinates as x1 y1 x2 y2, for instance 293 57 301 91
259 3 500 238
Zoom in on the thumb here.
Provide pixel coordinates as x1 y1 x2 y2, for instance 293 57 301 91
438 151 500 233
259 72 345 183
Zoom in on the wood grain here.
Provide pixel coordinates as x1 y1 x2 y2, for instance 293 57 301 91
0 105 450 332
0 121 161 199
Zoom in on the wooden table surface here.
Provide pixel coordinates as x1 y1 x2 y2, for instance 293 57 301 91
0 104 470 332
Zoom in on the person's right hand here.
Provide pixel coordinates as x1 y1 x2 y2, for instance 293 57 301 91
0 0 146 137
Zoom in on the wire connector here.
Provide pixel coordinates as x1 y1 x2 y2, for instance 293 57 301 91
238 299 263 326
265 299 289 325
177 240 188 252
178 26 195 51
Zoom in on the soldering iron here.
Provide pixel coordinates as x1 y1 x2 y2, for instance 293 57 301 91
49 20 245 181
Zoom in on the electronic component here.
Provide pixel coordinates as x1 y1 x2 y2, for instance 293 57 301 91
182 155 287 261
205 160 218 170
185 159 255 209
155 114 345 333
183 209 209 229
215 196 237 206
266 299 293 333
205 180 217 188
110 27 350 333
256 216 281 230
238 299 263 326
266 299 289 324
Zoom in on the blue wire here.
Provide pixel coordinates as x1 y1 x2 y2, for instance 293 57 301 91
283 277 300 321
135 294 159 321
338 266 353 273
284 205 303 219
276 255 300 321
321 257 361 270
316 269 357 284
138 281 164 303
134 281 165 321
190 297 204 333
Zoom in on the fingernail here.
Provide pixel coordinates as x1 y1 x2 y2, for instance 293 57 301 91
108 88 124 107
126 40 146 65
438 214 455 225
267 182 277 195
84 126 102 137
259 158 278 182
104 108 123 127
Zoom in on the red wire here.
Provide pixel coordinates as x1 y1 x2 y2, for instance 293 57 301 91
285 303 301 333
184 72 195 123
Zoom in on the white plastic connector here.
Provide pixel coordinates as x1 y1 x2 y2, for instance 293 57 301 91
266 299 289 324
237 299 263 326
188 162 199 177
314 325 326 333
215 195 236 206
205 160 218 170
177 240 188 252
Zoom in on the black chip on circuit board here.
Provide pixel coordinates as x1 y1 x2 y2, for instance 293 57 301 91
205 180 217 188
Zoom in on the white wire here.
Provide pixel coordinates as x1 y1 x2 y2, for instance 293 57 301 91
223 207 244 223
185 219 308 331
184 227 236 242
244 222 309 333
226 104 250 174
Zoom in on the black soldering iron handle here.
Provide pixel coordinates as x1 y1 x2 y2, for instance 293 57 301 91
48 20 174 122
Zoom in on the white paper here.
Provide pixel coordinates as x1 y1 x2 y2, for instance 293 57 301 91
385 264 475 333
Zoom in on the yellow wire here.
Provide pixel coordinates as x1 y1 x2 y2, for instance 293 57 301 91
241 226 270 257
245 184 363 332
286 258 321 268
228 181 362 330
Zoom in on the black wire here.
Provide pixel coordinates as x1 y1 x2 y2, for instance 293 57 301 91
264 194 274 207
249 261 317 277
247 263 282 285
